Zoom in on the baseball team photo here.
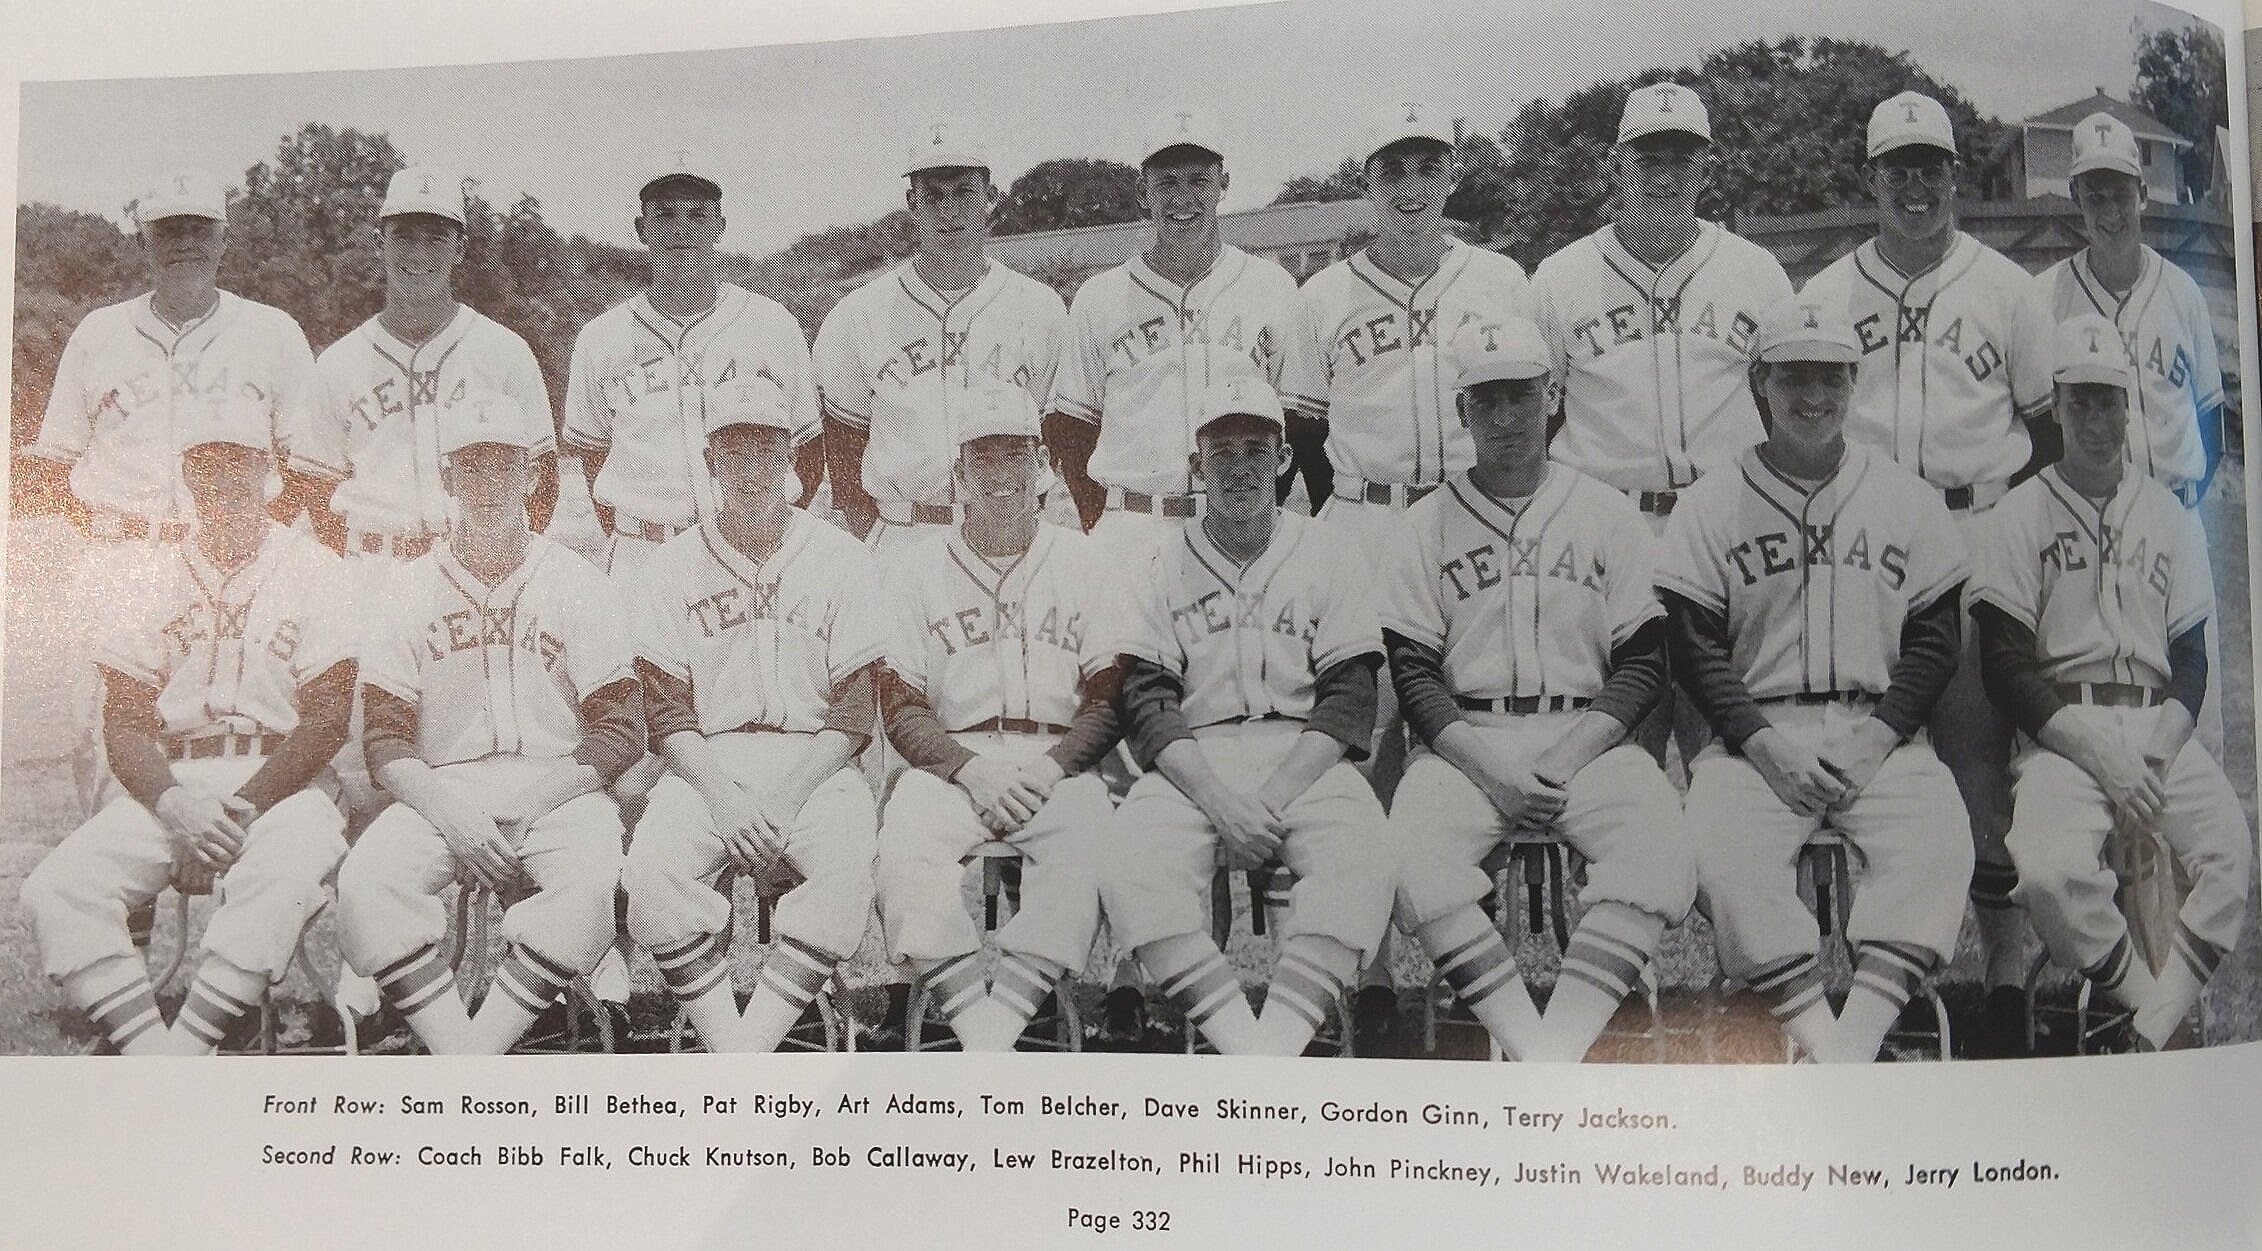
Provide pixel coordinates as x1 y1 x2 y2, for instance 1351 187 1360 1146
4 0 2256 1066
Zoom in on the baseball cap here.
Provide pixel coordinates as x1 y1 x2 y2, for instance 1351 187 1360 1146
1194 374 1285 437
954 382 1041 446
1867 92 1957 160
1454 318 1550 388
2069 112 2143 181
437 393 546 455
1361 101 1455 164
136 171 227 225
380 167 466 226
176 396 272 455
703 377 795 439
1141 110 1225 167
1617 83 1711 145
906 120 990 177
1753 297 1861 365
2051 312 2134 388
640 150 723 203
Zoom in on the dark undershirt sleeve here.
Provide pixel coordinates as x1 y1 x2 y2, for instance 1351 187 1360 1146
1385 631 1463 750
881 670 977 780
1973 603 2063 739
1044 412 1106 533
235 661 356 817
1280 410 1334 512
572 677 646 786
1591 618 1669 732
1120 656 1196 771
2166 622 2208 720
100 666 177 811
822 663 878 752
1305 655 1381 762
1664 592 1771 751
362 685 421 780
638 660 701 746
1871 586 1964 741
1046 664 1124 776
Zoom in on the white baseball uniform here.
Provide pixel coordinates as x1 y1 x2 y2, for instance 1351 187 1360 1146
622 511 888 969
561 285 820 574
1971 469 2250 1008
1533 222 1793 503
302 304 557 543
1099 510 1393 958
1801 231 2055 904
2025 247 2223 495
23 526 353 1030
1052 246 1323 563
814 259 1066 561
337 535 631 1003
1385 469 1695 927
1657 444 1974 1023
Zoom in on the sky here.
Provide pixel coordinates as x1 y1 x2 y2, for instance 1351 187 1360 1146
10 0 2229 257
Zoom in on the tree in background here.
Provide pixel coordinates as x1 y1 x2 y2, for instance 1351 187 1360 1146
224 123 404 350
1272 157 1363 207
2133 22 2229 200
991 158 1145 237
10 205 144 447
1270 133 1516 243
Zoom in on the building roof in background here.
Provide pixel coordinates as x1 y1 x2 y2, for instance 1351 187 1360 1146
2022 90 2189 147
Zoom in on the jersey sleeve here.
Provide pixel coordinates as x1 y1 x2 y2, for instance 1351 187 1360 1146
265 310 324 471
2004 270 2057 416
1652 488 1729 614
562 560 636 700
1601 500 1667 645
1024 284 1070 413
28 316 104 465
296 349 356 481
1268 279 1325 414
285 552 358 684
2167 500 2215 638
812 300 873 430
766 302 824 448
1898 490 1969 614
1299 275 1338 417
824 548 891 684
1049 285 1108 424
1963 493 2041 631
560 323 611 452
93 579 179 686
2179 275 2225 413
1529 263 1572 410
1374 509 1444 650
1063 536 1118 679
502 331 559 454
882 573 934 696
1311 534 1384 672
358 577 424 703
629 551 692 683
1116 549 1183 674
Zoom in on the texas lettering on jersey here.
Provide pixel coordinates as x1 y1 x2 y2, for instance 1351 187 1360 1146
419 602 568 672
1107 307 1278 375
923 598 1085 659
1438 537 1605 597
677 579 835 646
1561 294 1760 360
876 334 1032 392
1847 304 2005 385
1722 523 1912 591
2035 522 2174 597
1162 585 1320 651
159 599 301 668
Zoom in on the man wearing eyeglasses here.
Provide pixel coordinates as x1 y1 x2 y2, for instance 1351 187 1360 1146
1798 91 2055 1055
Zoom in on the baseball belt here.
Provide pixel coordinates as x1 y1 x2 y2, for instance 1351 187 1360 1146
348 528 434 559
963 717 1074 735
2053 682 2165 709
1339 477 1441 508
87 511 189 544
1455 694 1591 714
1755 690 1873 708
875 500 962 526
613 513 692 542
1941 480 2009 513
163 731 285 761
1634 490 1678 516
1106 487 1202 518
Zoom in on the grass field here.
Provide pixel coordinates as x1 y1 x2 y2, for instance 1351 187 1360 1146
2 462 2256 1057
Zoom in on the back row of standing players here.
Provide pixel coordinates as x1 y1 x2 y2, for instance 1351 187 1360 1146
19 79 2246 1058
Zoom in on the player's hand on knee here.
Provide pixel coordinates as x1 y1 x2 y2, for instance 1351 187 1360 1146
1012 754 1067 802
1744 729 1846 817
433 801 516 890
156 785 248 870
704 782 773 874
1815 720 1896 802
1475 757 1567 831
2089 743 2166 831
171 851 218 897
1213 793 1285 870
957 756 1037 829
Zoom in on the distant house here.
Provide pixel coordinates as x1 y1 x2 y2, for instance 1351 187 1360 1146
2012 90 2191 203
985 198 1471 289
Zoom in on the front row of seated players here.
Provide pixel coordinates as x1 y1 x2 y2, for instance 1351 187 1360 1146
34 314 2251 1060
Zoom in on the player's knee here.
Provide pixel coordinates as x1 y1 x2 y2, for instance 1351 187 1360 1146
18 853 93 939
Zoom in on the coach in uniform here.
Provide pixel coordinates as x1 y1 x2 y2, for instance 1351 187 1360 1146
22 170 321 819
1101 375 1392 1058
815 121 1067 568
621 379 887 1054
1384 318 1694 1062
339 393 641 1056
1657 298 1972 1063
1798 92 2054 1046
1972 312 2252 1051
874 383 1120 1051
23 400 353 1055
